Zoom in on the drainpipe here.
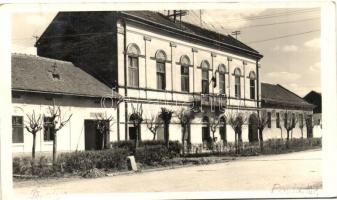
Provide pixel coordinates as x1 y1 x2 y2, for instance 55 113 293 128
123 20 128 141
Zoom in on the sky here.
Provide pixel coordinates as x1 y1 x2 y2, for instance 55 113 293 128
11 7 321 97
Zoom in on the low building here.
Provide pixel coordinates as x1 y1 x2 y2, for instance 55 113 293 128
303 90 322 138
12 53 119 155
261 83 315 139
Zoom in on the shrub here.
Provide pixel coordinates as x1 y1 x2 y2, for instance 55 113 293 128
58 148 129 173
110 140 135 151
135 145 170 166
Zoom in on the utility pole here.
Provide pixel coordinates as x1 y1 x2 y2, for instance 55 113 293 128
231 31 241 39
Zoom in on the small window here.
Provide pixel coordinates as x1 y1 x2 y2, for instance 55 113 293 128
156 50 167 90
249 71 256 99
299 114 303 127
234 68 241 98
276 113 280 128
267 112 272 128
12 116 24 143
180 55 190 92
127 43 140 87
292 113 296 128
201 60 210 94
43 117 55 141
218 64 226 94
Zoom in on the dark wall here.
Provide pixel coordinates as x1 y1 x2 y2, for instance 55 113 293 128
36 12 119 88
303 91 321 114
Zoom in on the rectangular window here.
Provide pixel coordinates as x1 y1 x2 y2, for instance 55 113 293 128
128 56 139 87
157 62 166 90
250 79 255 99
219 74 225 94
202 69 209 94
299 114 303 127
292 113 296 128
235 76 241 98
12 116 24 143
181 65 189 92
267 112 272 128
44 117 55 141
276 113 280 128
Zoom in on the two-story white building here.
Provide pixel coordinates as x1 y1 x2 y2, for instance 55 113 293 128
10 11 315 154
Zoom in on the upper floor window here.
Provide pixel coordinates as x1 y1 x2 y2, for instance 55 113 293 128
218 64 226 94
201 60 210 94
156 50 167 90
12 116 24 143
249 71 256 99
180 55 190 92
127 43 140 87
234 68 241 98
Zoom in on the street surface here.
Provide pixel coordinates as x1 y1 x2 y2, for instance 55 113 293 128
14 149 321 198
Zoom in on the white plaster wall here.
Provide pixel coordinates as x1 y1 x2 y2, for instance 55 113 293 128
117 22 260 109
12 94 116 154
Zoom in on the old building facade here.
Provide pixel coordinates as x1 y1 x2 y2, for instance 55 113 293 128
11 11 316 153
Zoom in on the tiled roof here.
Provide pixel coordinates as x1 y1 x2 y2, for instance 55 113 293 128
12 53 118 98
261 83 314 109
122 11 261 56
37 11 262 60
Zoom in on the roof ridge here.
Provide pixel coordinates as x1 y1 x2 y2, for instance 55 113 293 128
12 53 73 65
276 84 312 104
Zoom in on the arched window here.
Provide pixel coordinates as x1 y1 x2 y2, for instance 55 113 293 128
249 71 256 99
127 43 140 87
202 116 210 147
218 64 227 94
234 68 241 98
201 60 210 94
219 116 227 145
156 50 167 90
180 55 190 92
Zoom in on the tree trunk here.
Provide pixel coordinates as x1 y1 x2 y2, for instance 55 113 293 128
182 125 186 156
102 132 105 150
32 133 36 159
301 128 303 138
152 132 156 141
135 125 139 148
164 123 169 148
286 130 290 141
259 129 264 152
53 132 57 164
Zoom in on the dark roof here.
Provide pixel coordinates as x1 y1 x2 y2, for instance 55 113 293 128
303 90 321 113
12 53 118 98
122 11 261 56
37 11 262 60
261 83 315 110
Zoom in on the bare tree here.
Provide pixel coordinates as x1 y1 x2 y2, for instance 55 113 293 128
146 115 160 140
175 108 194 155
159 107 173 147
24 110 43 159
257 110 270 150
46 103 72 164
209 113 220 144
95 113 114 150
282 110 297 142
226 110 247 153
129 103 143 148
298 112 306 139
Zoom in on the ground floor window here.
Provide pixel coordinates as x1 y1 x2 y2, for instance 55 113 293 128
43 117 54 141
12 116 24 143
202 116 210 148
